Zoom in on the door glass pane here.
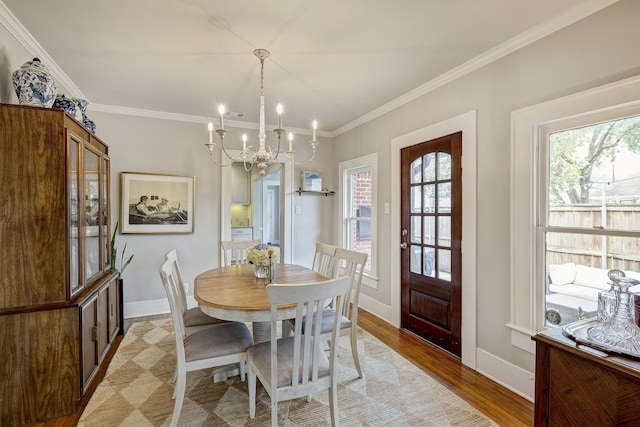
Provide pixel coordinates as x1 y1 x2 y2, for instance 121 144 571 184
438 152 452 180
411 216 421 244
410 158 422 184
411 185 421 213
438 183 451 213
424 247 435 277
69 138 80 292
84 148 100 281
424 184 435 213
438 248 451 282
410 245 421 274
438 216 451 247
423 216 435 245
423 153 436 182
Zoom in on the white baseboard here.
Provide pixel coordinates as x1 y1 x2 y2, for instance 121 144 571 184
124 296 198 319
358 293 393 324
476 348 535 402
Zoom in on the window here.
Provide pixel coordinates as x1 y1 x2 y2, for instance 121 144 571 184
510 75 640 353
540 115 640 327
340 153 378 285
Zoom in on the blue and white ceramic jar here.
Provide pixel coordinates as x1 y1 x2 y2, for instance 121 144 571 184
75 98 88 120
83 117 96 134
12 58 58 107
53 94 83 122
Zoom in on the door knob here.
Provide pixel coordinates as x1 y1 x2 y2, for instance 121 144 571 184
400 242 407 249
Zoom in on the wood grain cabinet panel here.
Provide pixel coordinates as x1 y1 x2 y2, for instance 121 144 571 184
533 327 640 426
0 104 121 426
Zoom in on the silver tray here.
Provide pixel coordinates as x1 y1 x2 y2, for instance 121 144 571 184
562 318 640 359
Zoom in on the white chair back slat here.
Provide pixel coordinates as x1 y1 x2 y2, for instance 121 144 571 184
221 239 262 266
312 242 337 278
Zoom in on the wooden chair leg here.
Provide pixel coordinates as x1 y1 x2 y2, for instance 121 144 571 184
351 327 363 378
271 398 278 427
248 368 256 418
171 372 186 427
328 384 339 427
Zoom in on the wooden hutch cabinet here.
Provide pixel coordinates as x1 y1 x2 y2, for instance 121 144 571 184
0 103 121 426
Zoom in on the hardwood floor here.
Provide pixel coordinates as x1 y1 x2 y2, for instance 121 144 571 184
358 309 534 426
29 310 534 426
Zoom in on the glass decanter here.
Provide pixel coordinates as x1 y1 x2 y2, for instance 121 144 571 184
597 269 624 324
588 277 640 353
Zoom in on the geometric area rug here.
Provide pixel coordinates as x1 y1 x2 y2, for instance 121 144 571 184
79 319 497 426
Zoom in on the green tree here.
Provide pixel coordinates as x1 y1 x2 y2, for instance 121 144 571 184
549 116 640 204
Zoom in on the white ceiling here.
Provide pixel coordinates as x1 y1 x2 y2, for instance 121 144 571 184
2 0 614 135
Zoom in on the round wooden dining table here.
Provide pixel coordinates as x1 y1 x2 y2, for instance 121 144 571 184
194 263 327 342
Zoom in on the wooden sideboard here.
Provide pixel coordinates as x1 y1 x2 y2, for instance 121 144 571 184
0 104 121 426
533 326 640 426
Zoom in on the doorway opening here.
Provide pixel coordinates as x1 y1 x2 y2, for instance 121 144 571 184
252 167 281 247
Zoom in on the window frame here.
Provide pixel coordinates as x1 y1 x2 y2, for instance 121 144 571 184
339 153 378 288
510 75 640 354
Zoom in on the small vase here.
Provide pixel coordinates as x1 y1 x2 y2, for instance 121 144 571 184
254 264 269 279
12 58 58 107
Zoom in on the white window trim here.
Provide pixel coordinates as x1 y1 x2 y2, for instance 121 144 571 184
339 153 378 289
510 74 640 354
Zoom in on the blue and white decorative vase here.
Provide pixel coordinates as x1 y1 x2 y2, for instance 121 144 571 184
75 98 88 120
12 58 58 107
83 117 96 134
53 94 83 122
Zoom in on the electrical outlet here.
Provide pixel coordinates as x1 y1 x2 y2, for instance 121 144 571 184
184 282 189 293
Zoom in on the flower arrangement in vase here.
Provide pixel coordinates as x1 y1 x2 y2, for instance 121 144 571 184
247 243 279 282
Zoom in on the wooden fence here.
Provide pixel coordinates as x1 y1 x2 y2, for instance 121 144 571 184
547 205 640 272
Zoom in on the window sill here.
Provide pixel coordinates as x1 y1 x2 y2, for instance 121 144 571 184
506 322 536 354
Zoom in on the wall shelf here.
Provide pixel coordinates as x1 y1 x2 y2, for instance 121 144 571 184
297 188 335 197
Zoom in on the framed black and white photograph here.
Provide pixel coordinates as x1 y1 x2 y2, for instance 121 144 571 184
302 170 322 191
120 172 195 234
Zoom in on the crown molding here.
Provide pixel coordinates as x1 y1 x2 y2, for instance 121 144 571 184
1 0 619 137
332 0 620 136
0 1 86 99
89 103 320 136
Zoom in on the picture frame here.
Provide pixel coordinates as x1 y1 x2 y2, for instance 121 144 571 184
120 172 195 234
301 170 322 191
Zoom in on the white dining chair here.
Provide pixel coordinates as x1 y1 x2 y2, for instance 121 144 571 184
159 259 254 427
221 239 261 266
164 249 231 383
312 242 337 278
165 249 228 330
247 276 350 427
325 248 368 378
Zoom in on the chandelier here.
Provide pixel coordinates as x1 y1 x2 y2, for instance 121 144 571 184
205 49 318 176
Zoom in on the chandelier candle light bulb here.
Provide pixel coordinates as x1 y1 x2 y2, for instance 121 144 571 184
242 134 247 151
218 104 225 130
312 120 317 141
277 103 283 129
208 122 213 144
288 132 294 152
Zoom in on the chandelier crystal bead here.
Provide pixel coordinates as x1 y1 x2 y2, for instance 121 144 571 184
205 49 319 176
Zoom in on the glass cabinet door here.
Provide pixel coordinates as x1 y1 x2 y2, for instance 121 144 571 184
69 136 81 295
84 146 101 283
101 156 111 271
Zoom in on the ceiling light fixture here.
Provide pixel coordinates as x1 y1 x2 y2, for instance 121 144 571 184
205 49 318 176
